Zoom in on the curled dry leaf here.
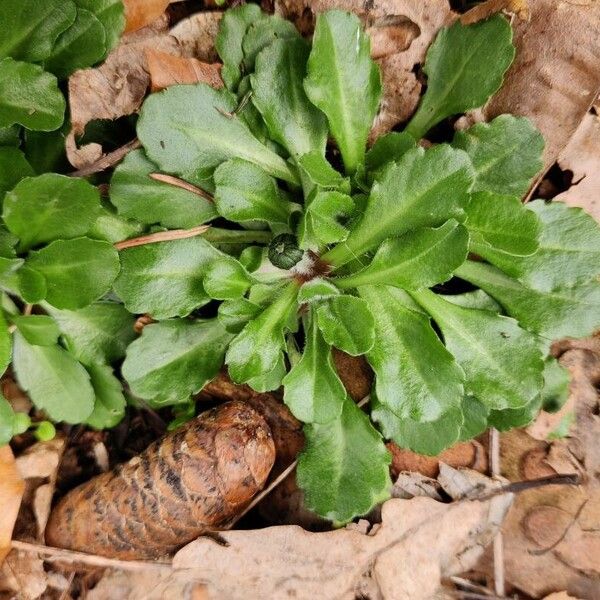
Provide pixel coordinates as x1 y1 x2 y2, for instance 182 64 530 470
67 11 222 168
485 0 600 184
145 49 223 92
45 402 275 560
0 446 24 564
88 490 511 600
555 111 600 222
475 341 600 598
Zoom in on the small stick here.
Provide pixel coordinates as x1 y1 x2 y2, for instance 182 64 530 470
70 139 141 178
114 225 210 250
489 428 505 598
149 173 214 202
472 472 580 501
10 540 172 572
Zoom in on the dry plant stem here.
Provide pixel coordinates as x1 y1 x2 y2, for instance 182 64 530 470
489 427 505 597
473 473 580 501
114 225 210 250
149 173 214 202
10 540 172 572
450 576 493 596
70 139 142 177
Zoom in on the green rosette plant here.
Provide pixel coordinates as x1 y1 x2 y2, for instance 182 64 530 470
1 5 599 523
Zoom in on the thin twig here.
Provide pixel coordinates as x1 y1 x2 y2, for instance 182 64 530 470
10 540 172 572
450 576 493 596
149 173 214 202
114 225 210 250
472 472 580 501
70 139 141 178
23 304 33 316
453 592 513 600
489 428 505 597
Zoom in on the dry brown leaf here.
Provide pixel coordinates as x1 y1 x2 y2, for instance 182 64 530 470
145 49 223 92
67 11 222 168
485 0 600 185
460 0 530 25
124 0 172 33
0 446 24 564
543 593 585 600
554 111 600 222
88 491 511 600
475 344 600 599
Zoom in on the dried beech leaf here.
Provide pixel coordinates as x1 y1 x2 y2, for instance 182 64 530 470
145 49 223 92
67 11 222 166
124 0 172 33
485 0 600 179
475 343 600 598
0 446 24 564
555 112 600 222
88 493 511 600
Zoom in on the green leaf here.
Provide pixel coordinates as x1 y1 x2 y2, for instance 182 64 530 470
406 16 514 139
85 363 126 429
316 294 374 356
0 125 21 146
13 331 94 423
304 10 381 173
456 259 600 340
218 297 261 333
203 257 251 300
439 289 501 312
364 132 416 180
3 174 101 250
12 315 60 346
322 145 474 267
359 285 464 422
216 3 264 90
283 314 345 423
87 201 144 244
114 237 221 319
0 394 17 445
459 396 489 441
137 84 298 184
304 191 355 246
411 288 543 411
246 352 286 392
26 237 120 310
464 192 541 274
372 396 462 456
122 319 232 406
0 147 34 199
214 158 293 226
226 282 298 383
23 123 70 174
110 150 216 229
0 0 77 62
75 0 125 53
452 115 544 196
487 394 542 431
45 8 106 79
251 38 328 157
297 151 350 195
297 278 340 304
13 266 46 302
297 397 391 522
0 58 65 131
541 357 570 413
0 311 10 376
512 200 600 291
337 220 468 290
45 301 136 365
242 14 300 70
